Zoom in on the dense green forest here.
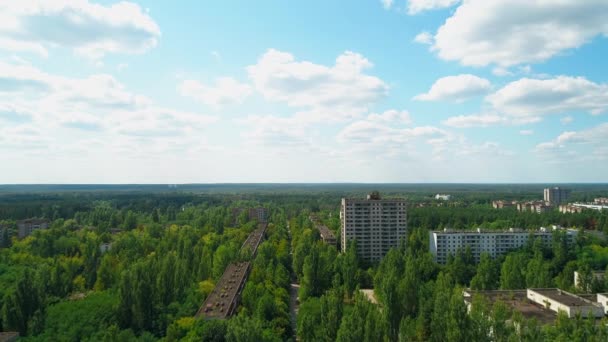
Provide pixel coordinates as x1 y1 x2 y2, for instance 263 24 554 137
1 186 608 341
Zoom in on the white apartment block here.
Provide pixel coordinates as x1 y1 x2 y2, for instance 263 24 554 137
340 192 407 262
430 228 578 264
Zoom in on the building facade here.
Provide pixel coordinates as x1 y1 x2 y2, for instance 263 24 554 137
248 207 268 223
340 192 407 262
435 194 451 201
544 187 570 205
429 228 578 264
17 219 49 239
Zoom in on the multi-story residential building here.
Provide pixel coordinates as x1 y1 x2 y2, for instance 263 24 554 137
17 218 49 239
559 204 584 214
429 227 578 264
340 192 407 262
544 187 570 205
248 207 268 223
435 194 451 201
516 201 552 213
595 198 608 205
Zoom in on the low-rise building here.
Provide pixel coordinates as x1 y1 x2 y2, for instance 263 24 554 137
597 293 608 314
463 290 556 325
17 218 49 239
492 200 516 209
527 288 604 318
430 227 578 264
571 203 608 212
464 288 607 323
595 198 608 205
435 194 451 201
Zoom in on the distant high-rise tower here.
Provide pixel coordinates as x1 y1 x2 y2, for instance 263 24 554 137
340 192 407 262
544 187 570 205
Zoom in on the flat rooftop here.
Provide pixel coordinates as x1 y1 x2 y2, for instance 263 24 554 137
530 289 595 307
241 223 267 254
317 225 335 239
196 261 251 319
464 290 556 325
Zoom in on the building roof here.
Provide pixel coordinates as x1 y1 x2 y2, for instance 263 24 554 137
464 290 556 325
529 288 596 308
317 224 336 242
196 261 251 319
240 223 267 254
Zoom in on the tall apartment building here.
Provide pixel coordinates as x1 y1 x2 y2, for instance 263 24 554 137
544 187 570 205
340 192 407 262
429 228 578 264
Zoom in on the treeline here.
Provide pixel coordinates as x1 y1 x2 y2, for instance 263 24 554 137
0 200 261 340
409 206 608 231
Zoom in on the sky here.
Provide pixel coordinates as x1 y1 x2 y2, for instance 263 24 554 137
1 0 607 183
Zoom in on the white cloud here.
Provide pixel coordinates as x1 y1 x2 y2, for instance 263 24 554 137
431 0 608 67
442 113 541 128
561 116 574 125
368 110 412 125
0 0 160 59
413 31 433 45
247 49 388 111
381 0 394 10
535 123 608 161
408 0 460 14
178 77 252 106
487 76 608 117
0 61 217 154
492 67 513 77
414 74 491 102
519 130 533 136
442 114 506 128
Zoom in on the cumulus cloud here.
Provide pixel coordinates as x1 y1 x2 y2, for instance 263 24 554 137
0 0 160 59
0 61 217 154
414 74 491 102
535 123 608 161
487 76 608 117
413 31 434 45
368 110 412 125
442 113 541 128
431 0 608 67
178 77 252 106
246 49 388 111
408 0 460 14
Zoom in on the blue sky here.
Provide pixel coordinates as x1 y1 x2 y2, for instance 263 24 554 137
1 0 607 183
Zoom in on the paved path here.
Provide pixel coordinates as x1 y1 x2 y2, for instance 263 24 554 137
289 282 300 338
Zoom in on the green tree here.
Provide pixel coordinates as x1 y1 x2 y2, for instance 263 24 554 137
471 253 500 290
